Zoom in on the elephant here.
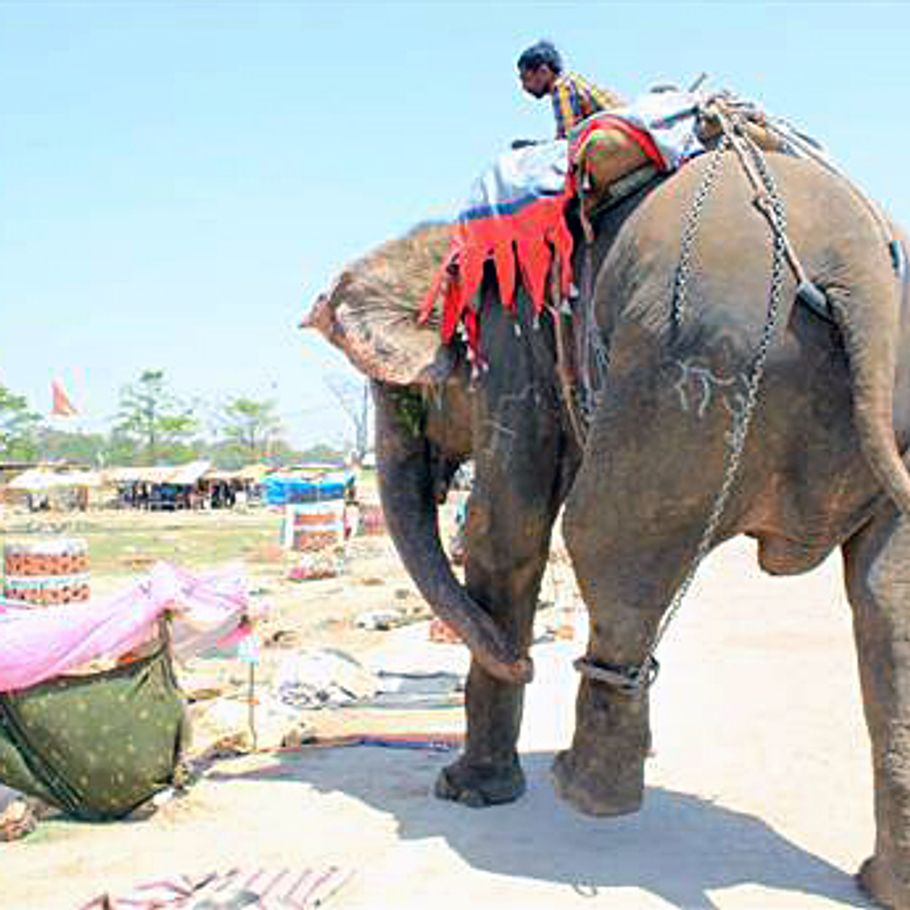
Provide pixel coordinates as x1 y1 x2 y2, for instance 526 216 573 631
304 146 910 908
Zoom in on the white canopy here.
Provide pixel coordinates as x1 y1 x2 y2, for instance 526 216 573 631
103 460 212 486
7 469 103 491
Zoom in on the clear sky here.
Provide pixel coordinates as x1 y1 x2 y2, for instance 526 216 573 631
1 2 908 447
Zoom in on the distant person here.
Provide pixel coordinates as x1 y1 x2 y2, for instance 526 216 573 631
517 40 624 139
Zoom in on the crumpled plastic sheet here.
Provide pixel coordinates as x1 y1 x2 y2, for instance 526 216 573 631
0 562 251 693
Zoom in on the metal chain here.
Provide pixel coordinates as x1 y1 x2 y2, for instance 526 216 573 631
570 118 792 695
642 122 789 673
671 133 731 331
576 138 731 435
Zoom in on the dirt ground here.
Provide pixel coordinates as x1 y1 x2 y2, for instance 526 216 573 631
0 505 879 909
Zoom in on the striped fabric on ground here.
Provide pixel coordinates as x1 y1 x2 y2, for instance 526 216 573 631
79 865 354 909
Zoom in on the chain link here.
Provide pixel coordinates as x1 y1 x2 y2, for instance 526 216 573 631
645 120 787 665
580 139 731 430
568 119 792 694
671 133 731 331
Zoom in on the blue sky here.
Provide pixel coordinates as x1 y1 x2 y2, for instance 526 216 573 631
1 2 908 447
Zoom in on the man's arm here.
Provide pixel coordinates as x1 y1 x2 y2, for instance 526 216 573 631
551 79 577 139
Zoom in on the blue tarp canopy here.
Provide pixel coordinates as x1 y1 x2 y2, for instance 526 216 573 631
263 470 354 505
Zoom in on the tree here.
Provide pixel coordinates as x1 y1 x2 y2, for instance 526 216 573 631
217 397 283 463
39 428 107 465
295 442 345 465
324 374 370 460
114 370 198 464
0 384 41 460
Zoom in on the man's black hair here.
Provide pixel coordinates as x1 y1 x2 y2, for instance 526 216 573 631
517 40 563 75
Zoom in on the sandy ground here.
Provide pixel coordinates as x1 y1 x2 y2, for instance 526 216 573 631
1 533 878 910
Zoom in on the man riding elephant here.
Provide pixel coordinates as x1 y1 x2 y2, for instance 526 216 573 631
517 40 624 139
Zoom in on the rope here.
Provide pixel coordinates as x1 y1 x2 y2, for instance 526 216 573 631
763 118 899 258
549 253 588 449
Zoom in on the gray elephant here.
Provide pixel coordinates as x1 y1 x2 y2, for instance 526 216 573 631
305 146 910 908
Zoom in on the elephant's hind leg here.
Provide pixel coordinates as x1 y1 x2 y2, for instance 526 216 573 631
553 520 695 817
557 362 720 817
843 506 910 910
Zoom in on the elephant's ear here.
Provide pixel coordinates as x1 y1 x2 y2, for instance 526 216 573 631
303 223 457 386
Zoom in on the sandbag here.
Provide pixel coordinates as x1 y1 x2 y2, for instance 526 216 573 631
0 646 186 820
696 101 789 152
576 126 652 197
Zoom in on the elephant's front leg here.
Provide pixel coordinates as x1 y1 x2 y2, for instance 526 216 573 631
435 414 564 806
843 507 910 910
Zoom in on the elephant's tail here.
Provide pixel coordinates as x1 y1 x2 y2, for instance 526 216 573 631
828 232 910 514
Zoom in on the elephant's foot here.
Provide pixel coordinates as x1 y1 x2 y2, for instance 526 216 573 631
550 747 644 817
434 754 526 808
858 855 910 909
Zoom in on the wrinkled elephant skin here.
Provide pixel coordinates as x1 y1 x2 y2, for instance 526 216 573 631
306 152 910 908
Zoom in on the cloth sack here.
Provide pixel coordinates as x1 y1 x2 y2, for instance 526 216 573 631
0 645 186 820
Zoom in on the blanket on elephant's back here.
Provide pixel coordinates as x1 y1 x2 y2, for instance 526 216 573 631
418 140 575 350
571 89 707 171
419 89 709 355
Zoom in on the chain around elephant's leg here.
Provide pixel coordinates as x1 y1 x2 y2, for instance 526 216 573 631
558 464 700 816
549 590 665 817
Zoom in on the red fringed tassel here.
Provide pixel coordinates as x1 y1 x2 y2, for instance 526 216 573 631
419 187 574 358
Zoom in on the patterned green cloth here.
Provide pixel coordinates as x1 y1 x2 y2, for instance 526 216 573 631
0 647 187 820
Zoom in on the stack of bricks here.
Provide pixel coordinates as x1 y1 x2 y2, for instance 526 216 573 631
2 539 90 606
287 552 339 581
282 502 345 553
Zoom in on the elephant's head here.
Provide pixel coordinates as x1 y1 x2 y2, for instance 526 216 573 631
301 223 457 386
302 224 533 685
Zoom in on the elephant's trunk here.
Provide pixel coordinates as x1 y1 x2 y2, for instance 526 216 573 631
829 237 910 514
373 382 533 685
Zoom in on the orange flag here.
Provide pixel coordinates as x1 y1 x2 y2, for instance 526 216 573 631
50 379 78 417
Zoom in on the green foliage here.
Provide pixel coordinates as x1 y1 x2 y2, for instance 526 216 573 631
0 384 42 460
293 442 346 465
390 387 425 438
0 372 348 469
204 440 249 471
114 370 199 464
217 397 284 462
39 428 107 465
103 429 141 466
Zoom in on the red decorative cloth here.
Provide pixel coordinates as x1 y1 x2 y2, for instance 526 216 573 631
419 142 575 357
419 93 709 360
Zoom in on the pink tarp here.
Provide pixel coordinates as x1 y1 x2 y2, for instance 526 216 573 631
0 563 250 693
